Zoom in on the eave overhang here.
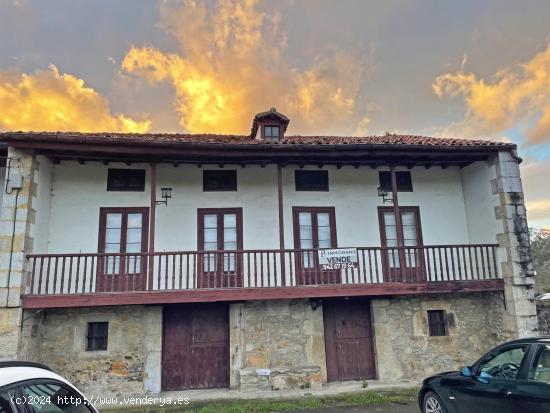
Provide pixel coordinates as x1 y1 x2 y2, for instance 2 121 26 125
0 132 516 168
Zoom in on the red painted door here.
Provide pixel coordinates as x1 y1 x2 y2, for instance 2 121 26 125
97 207 148 292
162 304 229 390
197 208 243 288
293 207 341 285
323 300 376 381
378 206 425 282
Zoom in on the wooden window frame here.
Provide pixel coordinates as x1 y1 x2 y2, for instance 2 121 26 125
97 207 149 292
427 310 447 336
292 206 339 285
378 206 424 245
378 171 413 192
263 125 280 142
203 170 238 192
295 170 329 192
86 321 108 351
197 208 243 288
107 168 146 192
378 206 424 282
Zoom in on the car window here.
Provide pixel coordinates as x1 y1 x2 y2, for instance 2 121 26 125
0 388 24 413
478 345 527 380
0 392 14 413
529 345 550 382
17 382 92 413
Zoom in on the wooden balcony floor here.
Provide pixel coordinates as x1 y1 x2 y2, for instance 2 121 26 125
22 279 504 309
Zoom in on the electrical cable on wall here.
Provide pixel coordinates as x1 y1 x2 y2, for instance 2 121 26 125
4 157 24 306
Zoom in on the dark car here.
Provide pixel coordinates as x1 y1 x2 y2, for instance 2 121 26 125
418 337 550 413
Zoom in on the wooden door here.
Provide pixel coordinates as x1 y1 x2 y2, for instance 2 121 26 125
293 207 340 285
162 304 229 390
197 208 243 288
97 207 148 292
378 206 425 282
323 300 376 381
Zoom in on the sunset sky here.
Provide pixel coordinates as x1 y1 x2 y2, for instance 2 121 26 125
1 0 549 228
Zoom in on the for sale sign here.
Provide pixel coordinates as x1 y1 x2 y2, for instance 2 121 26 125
318 248 359 270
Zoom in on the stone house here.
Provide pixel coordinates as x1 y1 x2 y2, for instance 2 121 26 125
0 108 538 396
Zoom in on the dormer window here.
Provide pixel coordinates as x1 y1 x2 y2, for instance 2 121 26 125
251 107 289 141
264 125 280 142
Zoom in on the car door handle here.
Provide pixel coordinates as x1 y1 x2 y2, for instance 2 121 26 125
499 389 512 396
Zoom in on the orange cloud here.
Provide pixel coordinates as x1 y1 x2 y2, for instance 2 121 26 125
121 0 367 135
0 65 151 133
433 42 550 144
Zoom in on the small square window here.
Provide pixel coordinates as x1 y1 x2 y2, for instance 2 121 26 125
378 171 413 192
203 170 237 191
427 310 447 337
295 170 329 191
107 169 146 192
264 125 280 142
86 322 108 351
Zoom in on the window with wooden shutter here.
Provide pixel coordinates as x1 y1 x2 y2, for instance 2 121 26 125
107 169 146 191
427 310 447 336
86 322 108 351
295 170 329 191
378 171 413 192
203 170 237 191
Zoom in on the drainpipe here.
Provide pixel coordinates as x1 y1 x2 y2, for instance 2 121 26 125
277 164 286 286
6 188 21 305
4 156 24 306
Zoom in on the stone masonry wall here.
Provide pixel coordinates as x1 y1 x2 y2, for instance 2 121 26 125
229 299 325 391
537 300 550 335
493 150 538 337
0 149 36 359
20 305 162 396
373 292 509 380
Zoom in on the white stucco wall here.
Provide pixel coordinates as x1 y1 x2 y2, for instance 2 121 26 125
460 161 501 244
154 164 278 252
46 162 151 253
282 165 469 249
31 156 53 253
0 167 5 207
32 161 493 256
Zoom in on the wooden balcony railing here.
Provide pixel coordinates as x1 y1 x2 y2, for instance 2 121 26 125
25 244 500 296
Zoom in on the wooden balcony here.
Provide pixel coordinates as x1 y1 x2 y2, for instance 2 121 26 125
22 244 503 308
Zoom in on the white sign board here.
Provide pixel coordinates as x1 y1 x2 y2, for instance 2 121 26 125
318 248 358 270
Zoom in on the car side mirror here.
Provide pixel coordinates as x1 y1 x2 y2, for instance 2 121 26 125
461 366 472 377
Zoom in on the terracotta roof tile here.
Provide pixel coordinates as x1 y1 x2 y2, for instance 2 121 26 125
0 131 512 149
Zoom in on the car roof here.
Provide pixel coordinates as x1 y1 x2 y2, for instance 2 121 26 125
499 336 550 346
0 366 73 389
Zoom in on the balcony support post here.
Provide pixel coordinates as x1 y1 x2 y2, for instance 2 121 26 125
277 164 286 286
148 163 157 290
390 166 406 280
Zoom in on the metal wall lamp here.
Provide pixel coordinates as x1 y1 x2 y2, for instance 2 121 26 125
377 186 394 204
156 187 173 206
